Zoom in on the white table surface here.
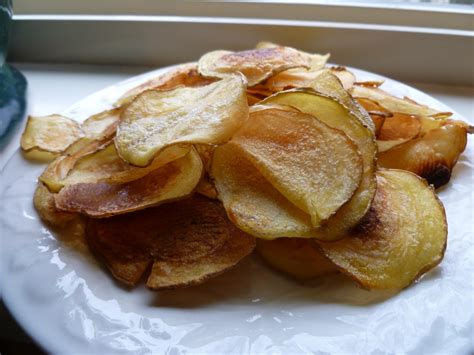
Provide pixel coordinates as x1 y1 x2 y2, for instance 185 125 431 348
0 63 472 350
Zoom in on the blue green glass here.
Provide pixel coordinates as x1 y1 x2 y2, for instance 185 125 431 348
0 0 27 141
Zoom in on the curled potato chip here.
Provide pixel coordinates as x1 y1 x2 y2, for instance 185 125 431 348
81 108 122 139
330 66 356 90
116 74 248 167
198 46 311 86
262 89 376 240
117 63 216 105
316 169 447 290
21 115 83 154
310 70 375 133
356 97 390 136
350 85 452 118
55 148 203 217
61 143 190 187
212 143 314 239
256 238 338 280
378 123 468 188
231 107 363 227
85 195 255 288
33 183 78 226
39 136 113 193
378 113 421 141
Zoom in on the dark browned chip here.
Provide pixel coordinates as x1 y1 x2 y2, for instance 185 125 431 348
86 195 255 289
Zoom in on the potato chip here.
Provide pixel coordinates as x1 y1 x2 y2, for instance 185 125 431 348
356 97 390 136
316 169 447 290
198 46 311 86
33 183 78 226
262 89 376 240
21 114 83 154
350 85 452 118
212 143 314 239
85 195 255 288
60 143 190 187
378 123 468 188
310 70 375 133
117 63 216 105
116 74 248 167
257 238 338 280
378 113 421 141
81 108 122 139
39 136 112 193
230 107 363 228
330 66 356 90
55 148 203 217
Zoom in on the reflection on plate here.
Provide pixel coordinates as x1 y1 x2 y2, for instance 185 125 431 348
1 66 472 354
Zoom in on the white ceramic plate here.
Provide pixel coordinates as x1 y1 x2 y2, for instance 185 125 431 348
1 66 473 355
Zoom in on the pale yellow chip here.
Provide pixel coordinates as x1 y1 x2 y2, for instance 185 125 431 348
350 85 452 118
117 63 216 106
316 169 447 290
81 108 122 139
21 115 83 153
231 107 363 227
60 143 190 187
330 66 356 90
310 70 375 133
257 238 338 280
212 143 314 239
33 182 78 227
198 46 311 86
116 74 249 167
262 90 376 240
55 148 203 218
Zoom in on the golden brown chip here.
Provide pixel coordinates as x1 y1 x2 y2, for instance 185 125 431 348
55 149 203 217
85 195 256 288
21 114 83 155
316 169 447 290
378 123 468 188
198 47 311 86
116 74 248 167
257 238 338 280
350 86 452 118
212 143 314 239
262 90 376 240
230 107 363 228
356 97 390 136
117 63 216 105
33 183 78 227
378 113 421 141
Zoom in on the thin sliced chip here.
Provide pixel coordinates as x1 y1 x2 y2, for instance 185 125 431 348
33 183 78 227
85 195 255 288
39 136 113 193
377 139 413 153
21 114 83 153
55 148 203 217
231 107 363 227
198 47 311 86
316 169 447 290
257 238 338 280
81 108 122 139
378 123 468 188
212 143 314 239
330 66 356 90
378 113 421 141
117 63 216 105
262 89 376 240
354 81 384 88
310 70 375 133
116 74 248 167
356 97 390 135
350 86 452 118
61 143 190 187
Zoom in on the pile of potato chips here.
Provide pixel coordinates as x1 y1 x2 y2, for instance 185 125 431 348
22 43 471 292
